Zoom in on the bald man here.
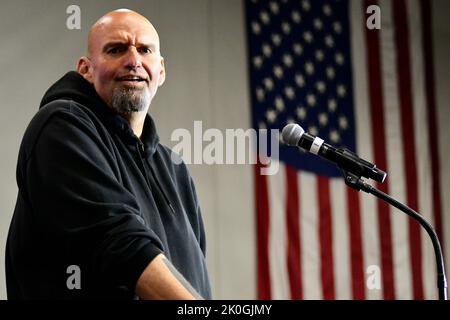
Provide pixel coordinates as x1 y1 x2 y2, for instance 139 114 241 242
6 9 211 299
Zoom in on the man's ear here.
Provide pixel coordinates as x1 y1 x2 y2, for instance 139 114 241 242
77 56 93 83
158 57 166 87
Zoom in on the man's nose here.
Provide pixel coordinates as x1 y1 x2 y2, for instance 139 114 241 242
123 46 142 70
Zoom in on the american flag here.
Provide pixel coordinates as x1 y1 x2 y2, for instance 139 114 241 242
245 0 445 299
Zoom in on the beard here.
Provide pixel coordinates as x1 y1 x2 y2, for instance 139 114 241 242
110 85 151 116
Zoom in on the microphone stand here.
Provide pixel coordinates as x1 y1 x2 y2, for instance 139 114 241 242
342 170 447 300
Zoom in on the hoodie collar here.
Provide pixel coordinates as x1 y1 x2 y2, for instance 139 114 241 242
40 71 160 157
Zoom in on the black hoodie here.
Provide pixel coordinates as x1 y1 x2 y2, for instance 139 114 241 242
6 71 211 299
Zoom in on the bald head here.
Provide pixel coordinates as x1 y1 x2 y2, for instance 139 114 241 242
87 9 160 57
77 8 166 130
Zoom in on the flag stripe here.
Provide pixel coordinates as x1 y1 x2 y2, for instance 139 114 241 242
379 0 412 299
300 172 322 299
364 0 395 299
268 161 290 299
254 162 271 299
331 178 351 299
346 187 365 299
407 0 436 299
350 0 382 300
317 176 335 300
420 0 445 257
285 166 302 299
392 0 424 299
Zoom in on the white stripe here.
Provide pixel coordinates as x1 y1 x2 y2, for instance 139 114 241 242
379 0 413 300
406 0 437 300
350 0 382 300
267 161 290 299
331 178 351 299
299 172 322 299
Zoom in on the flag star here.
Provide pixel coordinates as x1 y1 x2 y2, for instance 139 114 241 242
325 35 334 48
273 65 284 79
272 33 282 46
339 116 349 130
313 18 323 31
282 54 293 67
337 84 347 97
252 21 261 35
326 66 336 79
305 61 315 75
323 4 332 16
269 1 280 15
256 87 265 102
306 93 316 107
316 81 326 93
284 86 295 100
318 113 329 126
328 98 337 112
263 77 274 91
295 73 305 88
303 31 313 43
291 10 301 24
282 22 291 35
315 49 325 62
260 11 270 25
293 43 303 55
309 125 319 136
296 106 307 120
275 96 285 111
266 109 277 123
335 52 345 65
329 129 340 143
286 117 295 124
253 56 263 69
262 43 272 57
333 21 342 34
302 0 311 12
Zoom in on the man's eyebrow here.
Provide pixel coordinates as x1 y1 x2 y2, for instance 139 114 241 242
102 41 157 51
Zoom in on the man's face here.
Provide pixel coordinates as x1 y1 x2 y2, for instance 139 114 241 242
78 12 165 114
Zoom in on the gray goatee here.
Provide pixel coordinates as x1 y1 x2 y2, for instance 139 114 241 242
110 86 151 116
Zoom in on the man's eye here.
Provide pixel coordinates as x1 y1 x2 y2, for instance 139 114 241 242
139 47 153 54
107 47 122 54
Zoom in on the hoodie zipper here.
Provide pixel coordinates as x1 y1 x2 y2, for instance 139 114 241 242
136 141 176 214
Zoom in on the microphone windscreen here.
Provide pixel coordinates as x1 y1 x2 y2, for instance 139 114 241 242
281 123 304 146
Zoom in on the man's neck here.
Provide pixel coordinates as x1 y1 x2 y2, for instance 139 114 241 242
122 111 147 139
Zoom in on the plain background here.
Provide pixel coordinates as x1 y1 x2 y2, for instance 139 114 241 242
0 0 449 299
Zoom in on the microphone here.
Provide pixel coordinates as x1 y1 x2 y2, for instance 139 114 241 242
282 123 387 183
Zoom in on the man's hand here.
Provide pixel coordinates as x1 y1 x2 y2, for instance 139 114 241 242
136 253 204 300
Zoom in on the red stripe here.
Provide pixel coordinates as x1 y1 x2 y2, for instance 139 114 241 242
317 176 335 300
254 162 271 299
364 0 395 300
420 0 445 255
346 188 366 299
393 0 424 300
285 166 302 299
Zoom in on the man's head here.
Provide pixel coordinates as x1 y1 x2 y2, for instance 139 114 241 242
77 9 165 116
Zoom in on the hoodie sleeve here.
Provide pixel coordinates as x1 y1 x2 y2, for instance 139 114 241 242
21 104 163 293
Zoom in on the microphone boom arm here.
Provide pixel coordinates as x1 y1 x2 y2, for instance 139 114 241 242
343 170 448 300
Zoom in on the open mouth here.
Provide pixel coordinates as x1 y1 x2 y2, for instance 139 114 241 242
116 76 148 83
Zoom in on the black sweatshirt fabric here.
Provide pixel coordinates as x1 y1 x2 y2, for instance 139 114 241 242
6 71 211 299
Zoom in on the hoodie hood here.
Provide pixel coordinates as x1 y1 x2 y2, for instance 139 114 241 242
40 71 160 156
